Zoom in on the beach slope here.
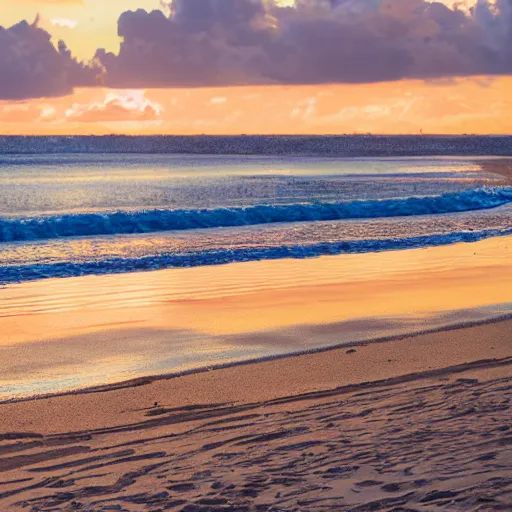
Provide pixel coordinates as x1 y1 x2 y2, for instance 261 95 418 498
0 319 511 511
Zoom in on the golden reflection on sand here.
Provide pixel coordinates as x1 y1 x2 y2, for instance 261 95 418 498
1 236 511 346
0 236 511 398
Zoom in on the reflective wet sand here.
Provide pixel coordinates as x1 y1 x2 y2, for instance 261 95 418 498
1 235 511 399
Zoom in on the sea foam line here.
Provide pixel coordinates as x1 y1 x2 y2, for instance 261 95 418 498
1 227 511 285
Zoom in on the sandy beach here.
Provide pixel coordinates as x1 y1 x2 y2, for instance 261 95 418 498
0 318 511 511
1 0 512 503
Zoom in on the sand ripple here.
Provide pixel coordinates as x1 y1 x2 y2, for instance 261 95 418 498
1 358 511 511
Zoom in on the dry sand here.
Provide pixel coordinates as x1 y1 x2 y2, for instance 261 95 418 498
0 319 511 511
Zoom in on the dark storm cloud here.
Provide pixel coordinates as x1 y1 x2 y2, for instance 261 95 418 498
1 0 511 99
0 19 98 100
94 0 512 88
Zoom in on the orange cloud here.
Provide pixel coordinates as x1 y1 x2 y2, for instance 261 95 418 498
0 103 57 123
65 90 163 122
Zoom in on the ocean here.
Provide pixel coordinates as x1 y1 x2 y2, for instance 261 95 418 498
0 136 511 399
1 136 512 284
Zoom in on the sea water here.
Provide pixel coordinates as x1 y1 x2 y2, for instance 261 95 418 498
0 152 511 284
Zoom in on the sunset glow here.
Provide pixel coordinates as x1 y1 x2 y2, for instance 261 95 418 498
1 77 511 135
1 0 511 134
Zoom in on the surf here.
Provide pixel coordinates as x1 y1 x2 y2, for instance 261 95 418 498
1 186 511 243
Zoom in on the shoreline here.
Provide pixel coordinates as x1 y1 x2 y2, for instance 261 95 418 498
2 227 512 287
1 316 510 436
2 311 512 407
2 235 511 396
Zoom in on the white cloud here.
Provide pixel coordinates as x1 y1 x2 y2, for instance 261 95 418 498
39 106 57 120
51 18 79 29
65 90 163 122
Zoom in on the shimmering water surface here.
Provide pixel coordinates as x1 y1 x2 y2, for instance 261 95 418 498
0 155 511 283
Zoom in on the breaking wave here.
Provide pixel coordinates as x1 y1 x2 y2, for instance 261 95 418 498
1 187 511 243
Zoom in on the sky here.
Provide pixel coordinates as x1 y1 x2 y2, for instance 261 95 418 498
0 0 511 135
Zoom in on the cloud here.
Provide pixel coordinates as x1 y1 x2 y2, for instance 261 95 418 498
92 0 512 88
51 18 79 29
0 103 58 123
65 90 163 122
0 19 99 100
2 0 512 99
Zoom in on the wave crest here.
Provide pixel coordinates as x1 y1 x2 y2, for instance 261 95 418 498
1 187 511 243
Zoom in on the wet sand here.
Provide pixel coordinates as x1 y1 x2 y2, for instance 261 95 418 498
478 158 512 183
2 235 511 400
0 319 511 511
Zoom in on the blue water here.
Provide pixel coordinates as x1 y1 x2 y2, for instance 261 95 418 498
1 187 512 243
1 135 511 157
0 151 511 284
